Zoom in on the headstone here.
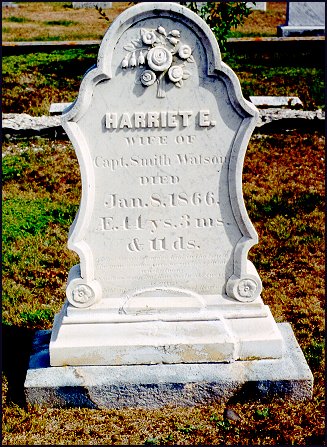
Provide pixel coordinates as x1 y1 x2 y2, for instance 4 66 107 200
49 102 72 115
249 96 303 109
25 2 313 406
72 2 112 8
278 2 325 37
246 2 266 12
2 2 18 7
50 1 285 367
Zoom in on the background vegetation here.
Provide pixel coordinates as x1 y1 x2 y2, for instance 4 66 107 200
2 2 285 42
2 1 325 445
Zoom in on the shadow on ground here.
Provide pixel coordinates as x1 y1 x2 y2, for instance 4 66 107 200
2 324 35 406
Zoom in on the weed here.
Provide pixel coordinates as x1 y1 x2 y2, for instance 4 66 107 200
144 438 160 445
176 423 198 434
304 340 325 370
44 20 77 26
20 308 54 327
5 16 29 23
2 154 30 181
255 407 270 419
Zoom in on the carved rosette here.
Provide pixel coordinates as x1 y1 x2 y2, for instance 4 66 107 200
121 25 194 98
66 275 102 308
226 275 262 303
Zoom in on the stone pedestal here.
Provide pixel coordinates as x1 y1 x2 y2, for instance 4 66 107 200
25 324 313 408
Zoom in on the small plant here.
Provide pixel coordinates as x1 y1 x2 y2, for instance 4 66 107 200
20 308 54 326
210 414 231 431
180 2 254 51
304 340 325 370
5 16 29 23
255 407 270 419
144 437 160 445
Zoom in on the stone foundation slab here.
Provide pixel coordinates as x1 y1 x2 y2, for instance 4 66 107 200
24 323 313 408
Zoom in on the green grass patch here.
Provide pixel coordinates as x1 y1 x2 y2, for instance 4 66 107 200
44 20 78 26
4 16 30 23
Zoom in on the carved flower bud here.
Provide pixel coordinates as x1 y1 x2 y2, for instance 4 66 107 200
147 46 173 72
130 52 137 68
140 70 156 86
170 29 180 37
138 51 145 65
121 56 129 68
142 30 157 45
168 65 184 83
168 36 178 45
178 44 192 59
157 26 166 35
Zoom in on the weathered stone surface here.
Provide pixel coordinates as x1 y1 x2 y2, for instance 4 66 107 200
256 108 325 127
24 323 313 408
250 96 303 109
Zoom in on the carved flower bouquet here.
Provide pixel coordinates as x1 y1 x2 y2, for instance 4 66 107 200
121 25 194 98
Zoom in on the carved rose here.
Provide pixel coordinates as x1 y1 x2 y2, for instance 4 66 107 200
142 30 157 45
237 279 257 298
147 46 173 72
72 284 94 304
168 65 184 83
178 44 192 59
140 70 156 86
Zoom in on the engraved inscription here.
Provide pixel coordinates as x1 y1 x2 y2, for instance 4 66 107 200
94 153 226 171
105 110 215 129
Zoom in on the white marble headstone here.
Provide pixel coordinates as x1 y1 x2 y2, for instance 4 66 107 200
50 2 284 367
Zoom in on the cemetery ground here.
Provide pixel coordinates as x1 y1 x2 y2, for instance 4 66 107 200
2 2 325 445
2 129 325 445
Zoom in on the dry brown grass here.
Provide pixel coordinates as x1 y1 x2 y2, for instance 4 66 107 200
233 2 286 37
2 2 129 41
2 2 286 42
2 130 325 445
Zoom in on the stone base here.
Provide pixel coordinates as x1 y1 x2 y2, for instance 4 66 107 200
49 298 284 366
24 323 313 409
277 25 325 37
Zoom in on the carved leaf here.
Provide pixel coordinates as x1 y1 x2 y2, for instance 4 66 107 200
140 28 147 36
175 80 183 88
124 43 135 51
132 39 141 47
182 70 191 80
187 55 195 63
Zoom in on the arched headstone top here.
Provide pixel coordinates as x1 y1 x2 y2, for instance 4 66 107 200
63 2 258 123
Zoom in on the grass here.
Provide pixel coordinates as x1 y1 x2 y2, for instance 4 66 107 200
2 48 324 116
2 129 325 445
2 2 129 42
2 2 286 42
